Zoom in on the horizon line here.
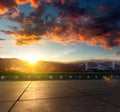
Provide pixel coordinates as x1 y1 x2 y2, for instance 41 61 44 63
0 57 120 63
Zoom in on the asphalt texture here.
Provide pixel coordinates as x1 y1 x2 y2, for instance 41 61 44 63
0 80 120 112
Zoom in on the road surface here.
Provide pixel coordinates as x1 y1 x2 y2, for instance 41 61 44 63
0 80 120 112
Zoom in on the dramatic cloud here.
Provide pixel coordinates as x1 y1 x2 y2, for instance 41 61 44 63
15 0 40 8
0 0 72 15
1 0 120 49
0 0 17 14
0 0 40 15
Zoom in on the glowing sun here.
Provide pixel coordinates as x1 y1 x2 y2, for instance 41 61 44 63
27 55 39 64
27 57 38 64
19 51 40 64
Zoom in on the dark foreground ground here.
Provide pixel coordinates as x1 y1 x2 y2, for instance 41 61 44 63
1 80 120 112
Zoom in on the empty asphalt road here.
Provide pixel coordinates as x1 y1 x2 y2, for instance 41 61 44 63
0 80 120 112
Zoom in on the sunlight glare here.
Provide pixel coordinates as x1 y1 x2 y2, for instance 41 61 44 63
21 53 40 64
27 56 38 64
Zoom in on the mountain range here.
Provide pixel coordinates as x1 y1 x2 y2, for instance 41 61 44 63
0 58 120 72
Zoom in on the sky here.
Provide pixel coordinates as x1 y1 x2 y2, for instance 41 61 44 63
0 0 120 62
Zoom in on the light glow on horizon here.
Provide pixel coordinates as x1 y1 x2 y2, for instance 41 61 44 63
20 53 40 64
27 56 38 64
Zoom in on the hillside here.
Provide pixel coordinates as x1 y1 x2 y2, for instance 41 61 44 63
0 58 120 72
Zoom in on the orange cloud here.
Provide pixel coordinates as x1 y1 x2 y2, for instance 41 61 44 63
0 0 40 15
15 0 28 5
0 5 8 14
61 0 65 4
29 0 40 8
0 0 17 15
1 1 120 49
11 32 40 45
15 0 40 8
0 0 76 15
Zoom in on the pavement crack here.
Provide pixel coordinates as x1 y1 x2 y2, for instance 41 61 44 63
8 81 32 112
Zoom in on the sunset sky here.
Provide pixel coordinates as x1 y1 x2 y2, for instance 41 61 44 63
0 0 120 62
